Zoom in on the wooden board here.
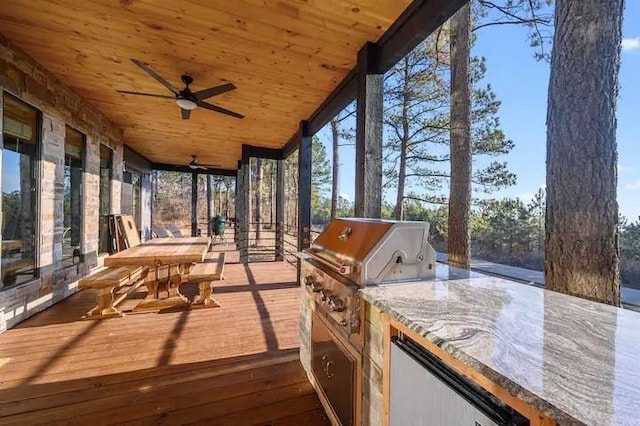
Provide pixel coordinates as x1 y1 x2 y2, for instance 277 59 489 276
116 215 141 248
104 236 210 267
78 266 145 289
0 0 411 169
188 252 226 281
0 262 330 425
1 240 23 252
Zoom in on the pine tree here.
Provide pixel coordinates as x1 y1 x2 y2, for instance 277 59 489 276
448 3 473 269
545 0 623 306
383 26 515 215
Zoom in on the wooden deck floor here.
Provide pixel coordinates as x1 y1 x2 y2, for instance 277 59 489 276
0 260 329 426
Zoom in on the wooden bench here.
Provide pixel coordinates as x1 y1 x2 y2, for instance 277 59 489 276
78 266 149 319
1 258 33 284
187 252 225 307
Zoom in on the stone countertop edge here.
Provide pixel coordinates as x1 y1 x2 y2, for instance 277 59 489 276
360 290 586 426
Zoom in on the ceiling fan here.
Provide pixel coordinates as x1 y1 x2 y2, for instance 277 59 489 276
117 59 244 120
189 155 220 170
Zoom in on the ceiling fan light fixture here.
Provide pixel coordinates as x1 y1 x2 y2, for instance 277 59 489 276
176 98 198 110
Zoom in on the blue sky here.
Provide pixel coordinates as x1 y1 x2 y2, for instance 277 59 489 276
316 2 640 219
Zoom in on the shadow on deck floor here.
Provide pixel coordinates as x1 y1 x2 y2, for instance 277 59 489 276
0 262 329 426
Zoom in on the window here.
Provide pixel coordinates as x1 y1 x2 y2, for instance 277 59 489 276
131 170 142 233
63 126 84 267
122 169 142 237
98 145 112 254
1 93 39 287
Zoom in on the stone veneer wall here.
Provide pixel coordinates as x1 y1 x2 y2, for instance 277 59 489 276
362 302 385 425
299 287 313 373
299 287 386 425
0 34 125 332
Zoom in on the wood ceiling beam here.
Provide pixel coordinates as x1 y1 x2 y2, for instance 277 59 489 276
243 145 283 160
377 0 469 72
151 163 236 176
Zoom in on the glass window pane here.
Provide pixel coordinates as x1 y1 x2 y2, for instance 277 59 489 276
2 93 38 287
152 171 192 236
63 126 84 267
131 171 141 232
3 94 37 143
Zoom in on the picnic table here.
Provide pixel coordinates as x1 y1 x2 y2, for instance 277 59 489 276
2 240 23 251
104 237 210 309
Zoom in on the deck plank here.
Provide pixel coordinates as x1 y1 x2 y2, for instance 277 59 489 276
0 262 328 426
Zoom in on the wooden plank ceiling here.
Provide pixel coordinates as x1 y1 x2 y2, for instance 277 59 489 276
0 0 411 169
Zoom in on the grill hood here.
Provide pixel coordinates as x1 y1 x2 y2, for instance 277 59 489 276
306 218 436 286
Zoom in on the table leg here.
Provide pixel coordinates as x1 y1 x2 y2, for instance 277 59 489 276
167 264 190 303
143 267 159 299
193 281 221 307
83 286 123 319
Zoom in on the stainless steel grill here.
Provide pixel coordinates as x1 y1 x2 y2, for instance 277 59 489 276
302 218 437 340
302 218 438 425
303 218 437 340
306 218 437 286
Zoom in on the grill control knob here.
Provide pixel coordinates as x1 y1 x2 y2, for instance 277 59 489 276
320 289 330 301
329 297 345 312
305 276 321 292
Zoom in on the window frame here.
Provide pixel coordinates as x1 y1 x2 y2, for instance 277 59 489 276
0 91 42 289
98 144 113 255
62 125 86 268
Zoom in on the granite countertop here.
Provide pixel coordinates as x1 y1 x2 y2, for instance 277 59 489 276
359 265 640 426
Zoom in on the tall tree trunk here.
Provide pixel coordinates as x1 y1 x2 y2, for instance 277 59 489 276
394 57 411 220
447 3 472 269
255 158 263 245
225 181 230 218
206 174 212 236
217 181 222 216
545 0 623 306
330 118 340 220
270 162 274 226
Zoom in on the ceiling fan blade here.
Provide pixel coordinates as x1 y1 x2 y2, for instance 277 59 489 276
116 90 174 99
181 108 191 120
131 59 179 95
197 101 244 119
193 83 236 101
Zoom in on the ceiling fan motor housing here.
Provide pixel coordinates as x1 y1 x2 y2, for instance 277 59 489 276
181 74 194 86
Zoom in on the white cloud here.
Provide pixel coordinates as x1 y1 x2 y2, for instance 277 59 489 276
622 37 640 51
618 165 635 173
338 192 351 201
625 180 640 190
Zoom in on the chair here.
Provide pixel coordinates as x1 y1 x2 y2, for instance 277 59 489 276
166 223 184 237
152 227 172 238
116 215 141 248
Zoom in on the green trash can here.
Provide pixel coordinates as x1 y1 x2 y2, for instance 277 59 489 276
212 215 226 236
